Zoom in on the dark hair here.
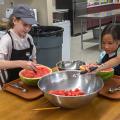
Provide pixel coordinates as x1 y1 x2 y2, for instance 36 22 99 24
7 15 21 30
101 23 120 42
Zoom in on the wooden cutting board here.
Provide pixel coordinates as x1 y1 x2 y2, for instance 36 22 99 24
2 67 58 100
2 79 43 100
99 75 120 100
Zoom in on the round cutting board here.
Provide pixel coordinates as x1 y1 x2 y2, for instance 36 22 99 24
99 75 120 100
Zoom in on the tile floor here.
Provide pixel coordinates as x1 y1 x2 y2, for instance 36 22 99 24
70 30 101 64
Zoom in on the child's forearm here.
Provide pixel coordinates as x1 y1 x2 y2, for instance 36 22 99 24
0 60 22 69
0 60 37 70
97 55 120 71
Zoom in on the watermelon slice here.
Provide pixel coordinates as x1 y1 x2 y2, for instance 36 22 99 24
19 65 52 86
96 68 114 81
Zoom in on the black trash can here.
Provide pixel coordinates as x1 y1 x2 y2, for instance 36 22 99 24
29 26 64 67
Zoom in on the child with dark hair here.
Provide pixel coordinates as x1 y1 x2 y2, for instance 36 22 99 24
97 23 120 75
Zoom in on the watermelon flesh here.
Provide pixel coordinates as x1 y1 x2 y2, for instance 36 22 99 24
19 65 52 86
96 68 114 81
21 66 51 78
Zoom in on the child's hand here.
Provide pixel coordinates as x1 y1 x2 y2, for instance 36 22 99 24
80 63 99 72
80 65 90 72
19 60 37 70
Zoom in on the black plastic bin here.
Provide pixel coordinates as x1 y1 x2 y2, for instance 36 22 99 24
29 26 64 67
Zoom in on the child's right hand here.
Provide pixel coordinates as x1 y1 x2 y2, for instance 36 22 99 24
19 60 37 70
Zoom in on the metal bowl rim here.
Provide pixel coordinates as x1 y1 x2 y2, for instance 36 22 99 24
56 60 85 70
37 70 104 97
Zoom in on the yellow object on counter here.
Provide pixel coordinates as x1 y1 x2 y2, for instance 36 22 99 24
79 66 86 71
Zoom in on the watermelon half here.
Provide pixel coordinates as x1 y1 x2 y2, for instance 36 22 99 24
19 65 52 86
96 68 114 81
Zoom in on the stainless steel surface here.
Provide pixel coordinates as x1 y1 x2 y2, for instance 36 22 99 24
108 86 120 94
56 60 85 70
8 83 27 92
72 1 87 35
38 70 104 108
53 9 69 23
55 0 87 36
78 9 120 19
78 9 120 49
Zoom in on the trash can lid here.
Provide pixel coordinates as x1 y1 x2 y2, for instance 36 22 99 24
29 25 64 37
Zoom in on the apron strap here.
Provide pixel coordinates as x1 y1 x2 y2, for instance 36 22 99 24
7 31 14 49
27 38 33 48
0 70 8 87
0 77 3 88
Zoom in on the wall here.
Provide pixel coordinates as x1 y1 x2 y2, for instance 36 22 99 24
0 0 9 17
0 0 53 25
52 0 56 10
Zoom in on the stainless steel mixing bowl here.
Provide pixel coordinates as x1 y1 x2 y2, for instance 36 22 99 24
56 60 85 70
38 70 104 109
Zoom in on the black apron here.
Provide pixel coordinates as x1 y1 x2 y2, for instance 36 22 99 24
6 31 33 82
101 50 120 76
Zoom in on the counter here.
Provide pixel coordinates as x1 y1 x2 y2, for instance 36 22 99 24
0 89 120 120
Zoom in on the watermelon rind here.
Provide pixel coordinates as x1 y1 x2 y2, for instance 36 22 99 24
19 65 52 86
19 76 39 86
96 68 114 81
